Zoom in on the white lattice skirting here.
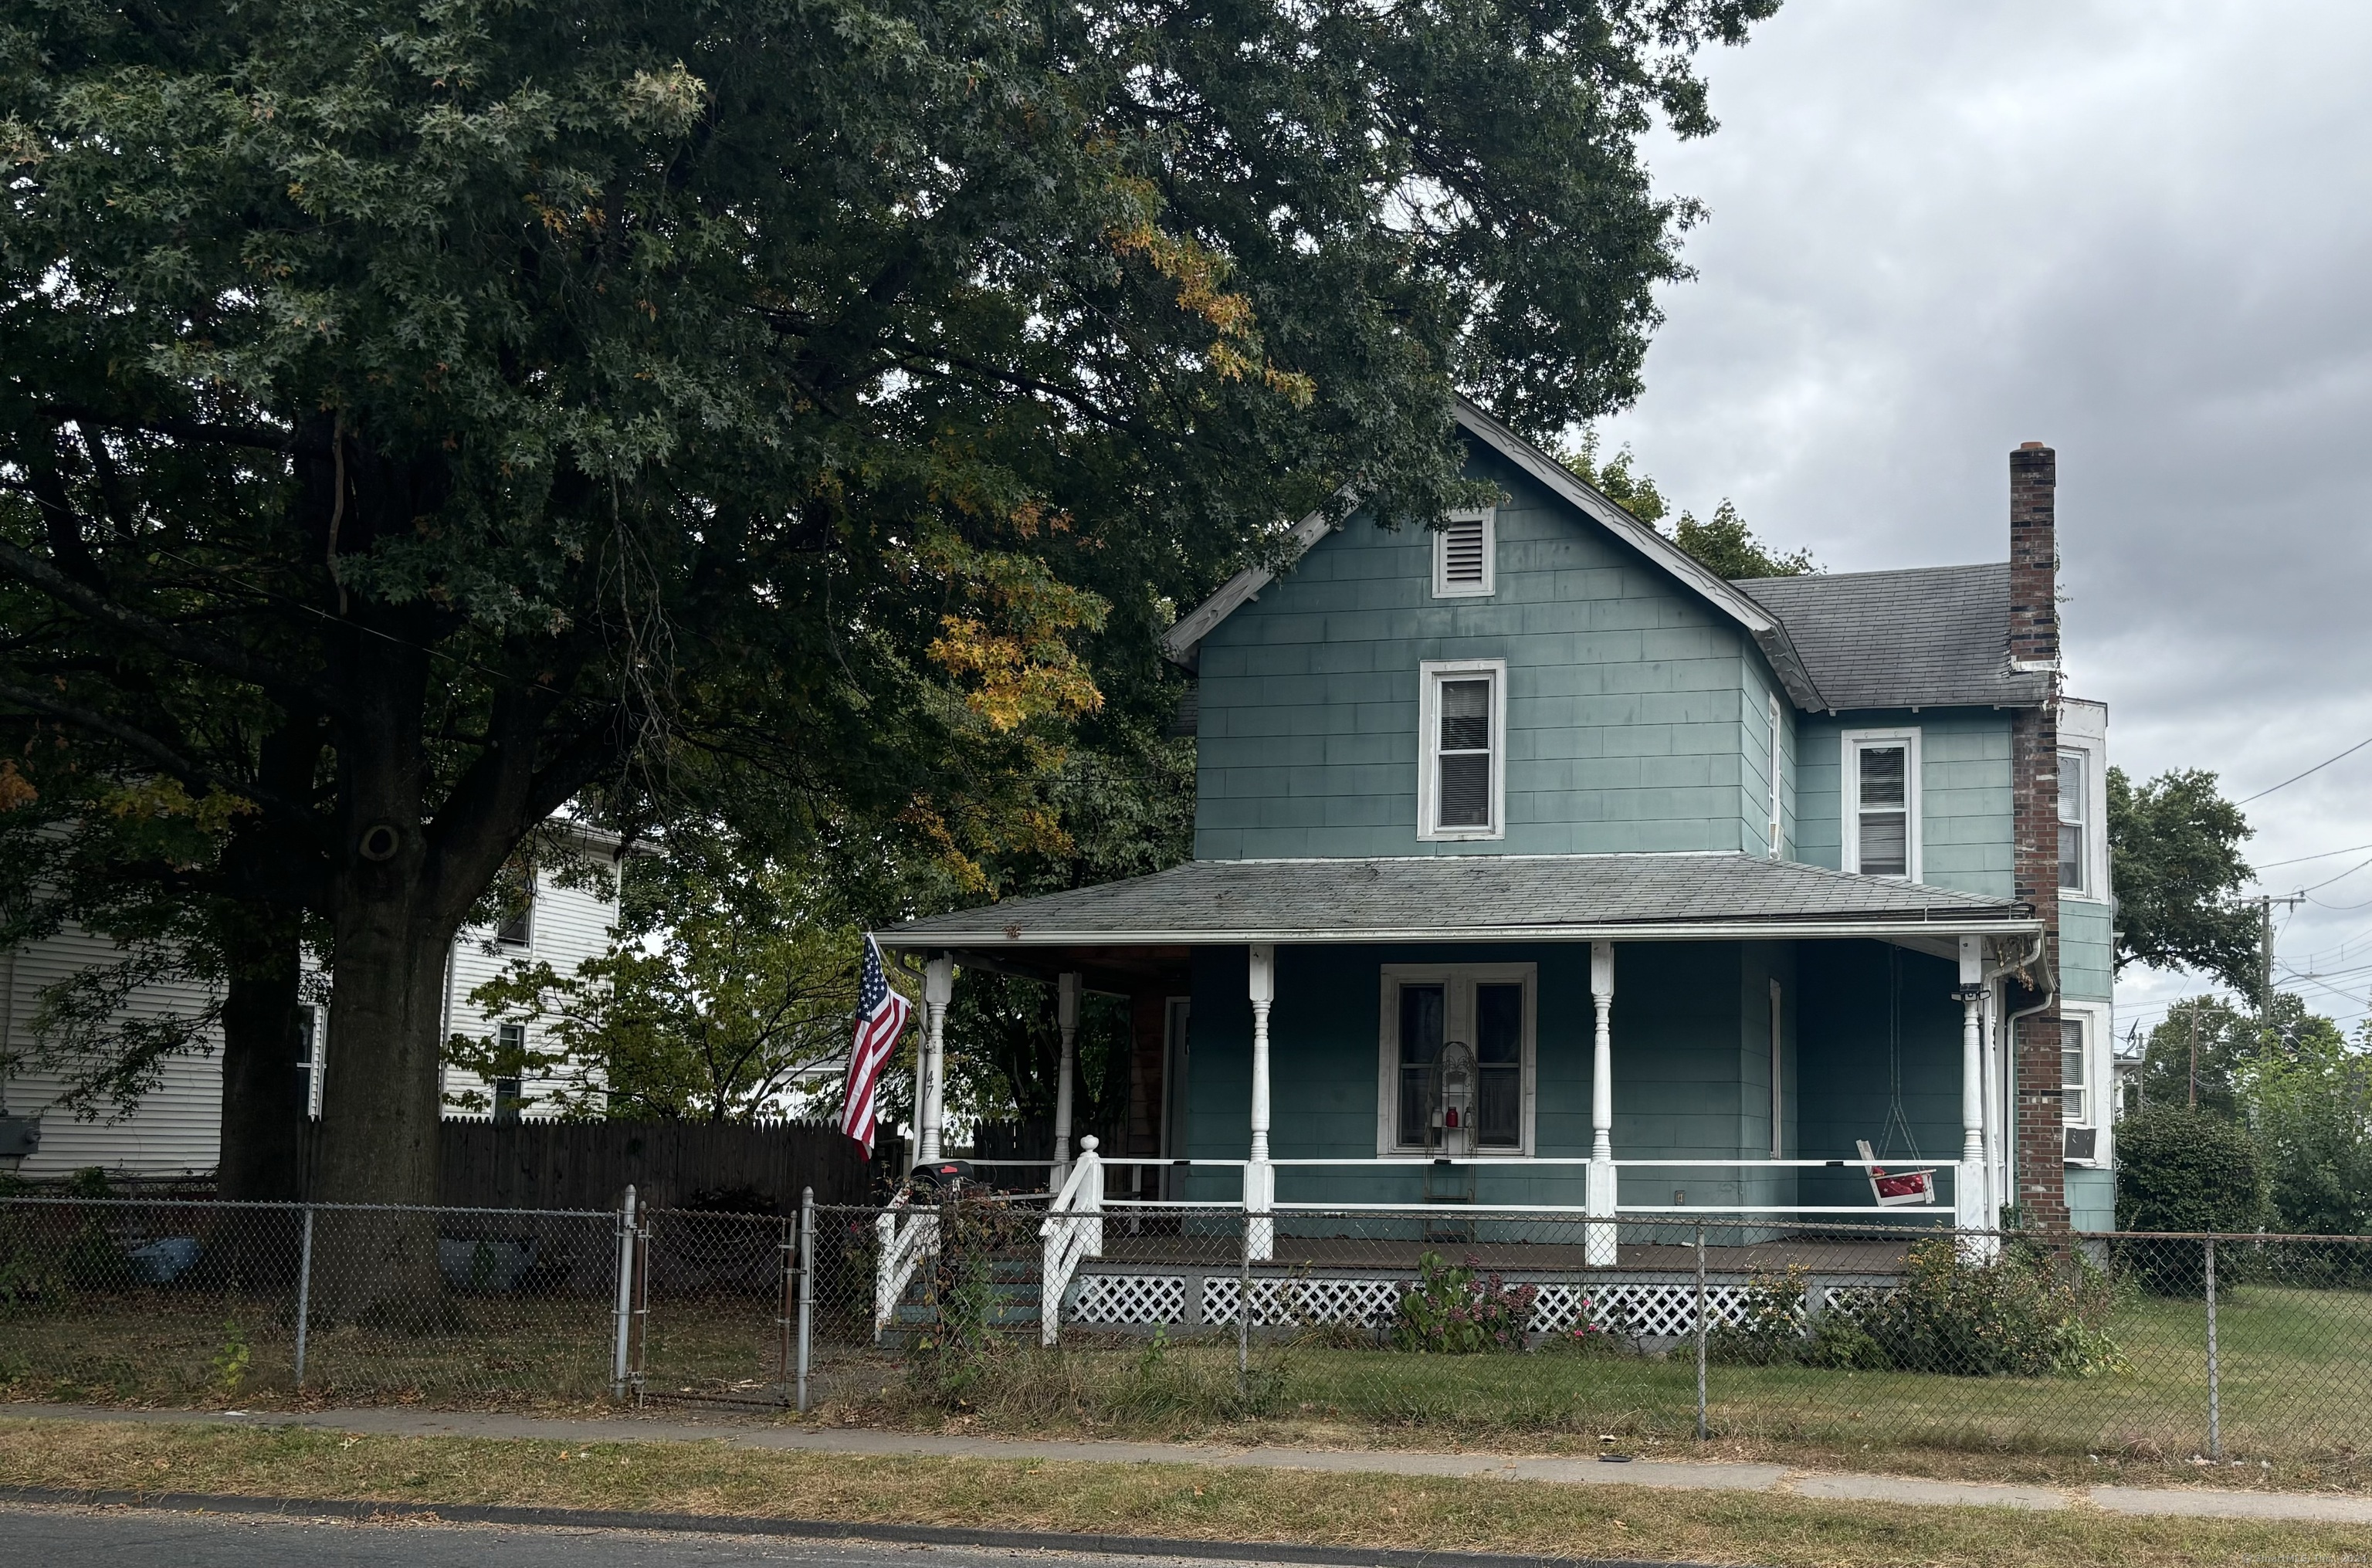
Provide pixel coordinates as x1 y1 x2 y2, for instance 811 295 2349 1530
1063 1268 1898 1337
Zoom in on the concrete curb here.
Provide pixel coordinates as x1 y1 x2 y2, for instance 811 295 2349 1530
0 1485 1727 1568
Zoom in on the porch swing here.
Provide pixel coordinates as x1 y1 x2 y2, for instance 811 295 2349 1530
1858 948 1942 1208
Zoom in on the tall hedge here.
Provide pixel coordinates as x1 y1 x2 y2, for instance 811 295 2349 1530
2116 1103 2265 1234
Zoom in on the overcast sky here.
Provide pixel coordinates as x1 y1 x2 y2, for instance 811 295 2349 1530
1594 0 2372 1040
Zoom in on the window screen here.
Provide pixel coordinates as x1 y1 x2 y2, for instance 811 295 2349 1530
1855 744 1909 875
2061 1018 2086 1125
1475 983 1522 1147
2058 750 2086 892
1396 984 1445 1147
1436 678 1493 829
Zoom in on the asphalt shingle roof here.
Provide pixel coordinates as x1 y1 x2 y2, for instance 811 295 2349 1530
1731 563 2050 713
880 853 2031 947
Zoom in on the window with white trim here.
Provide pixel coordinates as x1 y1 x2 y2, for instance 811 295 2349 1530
493 864 534 949
1432 508 1496 598
1766 692 1784 857
2060 1016 2088 1126
1418 660 1506 840
2058 749 2088 894
1841 729 1921 880
1377 965 1534 1155
495 1022 527 1125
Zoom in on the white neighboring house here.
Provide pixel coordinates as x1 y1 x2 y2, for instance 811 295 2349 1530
0 821 641 1180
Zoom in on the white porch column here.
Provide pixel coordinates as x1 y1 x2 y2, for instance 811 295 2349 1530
1954 936 1994 1256
1052 971 1082 1192
1245 943 1276 1262
1587 940 1616 1267
917 953 954 1163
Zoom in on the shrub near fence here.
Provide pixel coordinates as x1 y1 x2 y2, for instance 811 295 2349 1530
9 1193 2372 1476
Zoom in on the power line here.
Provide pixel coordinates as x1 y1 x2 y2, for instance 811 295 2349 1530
2236 731 2372 805
2254 840 2372 870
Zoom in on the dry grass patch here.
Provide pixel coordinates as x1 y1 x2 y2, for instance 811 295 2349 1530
2 1417 2370 1568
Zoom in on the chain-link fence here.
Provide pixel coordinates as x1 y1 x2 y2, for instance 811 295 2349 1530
8 1190 2371 1471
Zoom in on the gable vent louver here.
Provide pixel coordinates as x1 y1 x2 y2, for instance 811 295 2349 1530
1443 517 1486 584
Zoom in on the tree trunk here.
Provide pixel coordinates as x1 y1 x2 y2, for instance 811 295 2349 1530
214 909 308 1203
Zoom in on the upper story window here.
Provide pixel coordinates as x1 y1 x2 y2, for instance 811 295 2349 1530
2059 748 2090 895
1378 964 1533 1156
1432 507 1496 598
1766 691 1785 858
494 866 534 949
1418 660 1506 841
1841 728 1922 881
2060 1016 2088 1126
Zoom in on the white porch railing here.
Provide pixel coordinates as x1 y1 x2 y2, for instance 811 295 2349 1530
1038 1135 1104 1346
873 1188 937 1341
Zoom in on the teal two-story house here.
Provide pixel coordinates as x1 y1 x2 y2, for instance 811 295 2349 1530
883 401 2117 1246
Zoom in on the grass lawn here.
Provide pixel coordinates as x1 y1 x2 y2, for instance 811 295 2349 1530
5 1416 2371 1568
9 1278 2370 1491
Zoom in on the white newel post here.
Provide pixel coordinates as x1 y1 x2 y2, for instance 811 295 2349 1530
1245 943 1276 1263
1588 940 1617 1267
917 953 954 1163
1955 936 1993 1256
1052 970 1082 1192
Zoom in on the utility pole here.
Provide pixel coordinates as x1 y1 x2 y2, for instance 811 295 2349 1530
2259 893 2307 1043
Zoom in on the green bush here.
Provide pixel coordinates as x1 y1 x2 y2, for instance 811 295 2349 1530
1389 1251 1535 1353
1860 1238 2126 1377
2116 1102 2265 1234
1706 1242 2123 1379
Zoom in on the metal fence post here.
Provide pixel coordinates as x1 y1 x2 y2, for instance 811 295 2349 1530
796 1187 814 1415
293 1204 315 1390
610 1184 637 1400
1694 1223 1708 1442
2205 1233 2221 1461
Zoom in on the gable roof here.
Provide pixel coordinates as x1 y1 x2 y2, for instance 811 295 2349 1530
878 852 2035 949
1158 398 1827 709
1732 564 2052 712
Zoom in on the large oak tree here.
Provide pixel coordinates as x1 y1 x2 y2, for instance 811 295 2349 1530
0 0 1776 1294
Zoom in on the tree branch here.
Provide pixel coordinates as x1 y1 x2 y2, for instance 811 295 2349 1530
0 679 316 825
0 538 346 715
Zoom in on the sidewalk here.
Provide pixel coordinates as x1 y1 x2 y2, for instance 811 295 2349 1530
11 1403 2372 1526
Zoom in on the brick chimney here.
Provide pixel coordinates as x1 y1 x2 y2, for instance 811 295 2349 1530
2007 440 2067 1234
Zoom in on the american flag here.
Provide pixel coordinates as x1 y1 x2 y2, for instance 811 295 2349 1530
839 934 912 1155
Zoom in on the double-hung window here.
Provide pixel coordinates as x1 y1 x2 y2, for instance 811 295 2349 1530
2060 1017 2088 1126
1378 965 1534 1155
1841 729 1921 880
493 863 535 949
2058 750 2088 894
1418 660 1506 841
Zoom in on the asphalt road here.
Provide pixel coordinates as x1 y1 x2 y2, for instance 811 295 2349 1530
2 1506 1316 1568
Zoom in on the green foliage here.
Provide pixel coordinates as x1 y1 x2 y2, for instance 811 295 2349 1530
2116 1102 2267 1243
905 1195 1027 1404
1705 1265 1811 1366
0 0 1781 1203
2245 1019 2372 1237
1557 432 1815 579
1857 1239 2126 1379
2107 768 2258 991
456 843 862 1121
1710 1245 2123 1379
210 1318 253 1394
1389 1251 1537 1353
2133 994 2269 1120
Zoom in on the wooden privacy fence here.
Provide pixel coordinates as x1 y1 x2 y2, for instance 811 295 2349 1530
302 1119 869 1212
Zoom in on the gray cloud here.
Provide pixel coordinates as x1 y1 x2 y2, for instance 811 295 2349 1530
1593 0 2372 1031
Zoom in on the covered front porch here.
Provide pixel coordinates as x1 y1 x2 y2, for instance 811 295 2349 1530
879 853 2048 1267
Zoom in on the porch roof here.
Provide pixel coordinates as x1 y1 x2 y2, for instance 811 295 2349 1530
877 852 2038 951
